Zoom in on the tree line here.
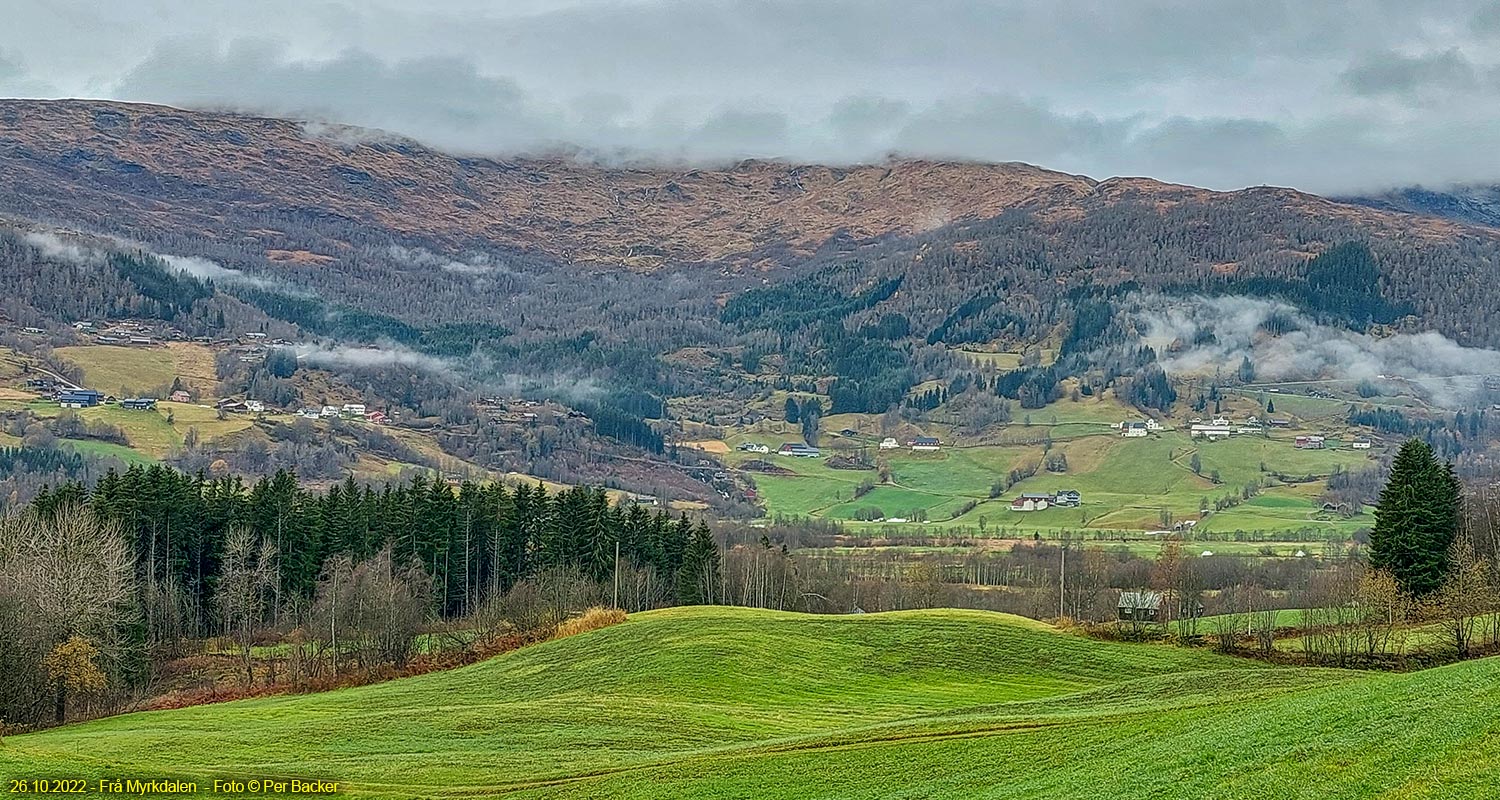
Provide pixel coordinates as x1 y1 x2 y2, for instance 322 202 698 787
2 465 723 726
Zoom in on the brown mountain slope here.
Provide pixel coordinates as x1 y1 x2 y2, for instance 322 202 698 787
0 99 1103 268
1 99 1483 273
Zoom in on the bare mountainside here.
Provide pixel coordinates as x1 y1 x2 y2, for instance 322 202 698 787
7 99 1500 351
0 98 1487 272
0 99 1102 268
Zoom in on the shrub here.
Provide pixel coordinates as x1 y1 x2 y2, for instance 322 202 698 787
555 606 627 639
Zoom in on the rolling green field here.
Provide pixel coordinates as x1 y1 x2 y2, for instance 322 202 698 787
5 607 1498 798
729 406 1377 538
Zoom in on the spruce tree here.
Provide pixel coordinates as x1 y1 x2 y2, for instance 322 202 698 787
1371 439 1461 595
783 396 800 423
676 521 721 605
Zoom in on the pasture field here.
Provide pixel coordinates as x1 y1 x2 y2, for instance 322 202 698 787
730 419 1376 538
54 343 218 397
4 607 1498 798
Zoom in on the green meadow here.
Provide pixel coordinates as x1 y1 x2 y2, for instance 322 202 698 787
5 607 1498 798
729 410 1377 539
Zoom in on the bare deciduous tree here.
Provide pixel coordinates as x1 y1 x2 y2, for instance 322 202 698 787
216 527 278 686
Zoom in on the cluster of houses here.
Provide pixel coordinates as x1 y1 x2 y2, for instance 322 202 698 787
1009 489 1081 512
762 435 943 458
295 403 385 424
877 436 941 451
1188 416 1264 440
480 397 557 426
75 320 165 347
1118 418 1164 437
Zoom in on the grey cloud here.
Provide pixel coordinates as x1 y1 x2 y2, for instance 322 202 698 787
115 39 563 155
1341 49 1483 97
1472 2 1500 36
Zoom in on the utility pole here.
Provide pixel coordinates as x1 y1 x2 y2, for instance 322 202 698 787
1058 544 1067 620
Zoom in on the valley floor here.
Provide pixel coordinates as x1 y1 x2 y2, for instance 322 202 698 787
4 607 1498 798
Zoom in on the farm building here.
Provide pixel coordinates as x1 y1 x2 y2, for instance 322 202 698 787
1190 423 1234 439
58 389 102 409
1117 591 1205 622
120 397 157 410
1010 493 1053 512
1295 435 1326 450
1053 489 1081 507
737 442 770 453
1122 421 1148 438
169 390 191 403
1145 418 1163 431
342 403 367 416
878 437 899 450
778 443 821 458
365 410 388 424
1350 438 1372 449
1268 417 1292 427
908 436 941 451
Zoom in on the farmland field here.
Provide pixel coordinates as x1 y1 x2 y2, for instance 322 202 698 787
728 411 1378 539
54 343 218 397
4 607 1498 798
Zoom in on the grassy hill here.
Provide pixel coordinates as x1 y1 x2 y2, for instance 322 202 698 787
5 607 1497 798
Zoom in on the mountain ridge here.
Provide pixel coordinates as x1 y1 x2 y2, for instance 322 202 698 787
2 98 1490 274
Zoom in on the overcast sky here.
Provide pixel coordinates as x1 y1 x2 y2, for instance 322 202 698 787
3 0 1498 192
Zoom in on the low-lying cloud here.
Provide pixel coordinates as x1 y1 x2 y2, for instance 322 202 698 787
486 373 606 406
158 253 280 290
293 343 450 375
22 231 101 265
386 245 508 277
1132 294 1500 408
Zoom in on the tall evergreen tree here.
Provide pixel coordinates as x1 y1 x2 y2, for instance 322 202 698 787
1371 439 1461 595
677 521 721 605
